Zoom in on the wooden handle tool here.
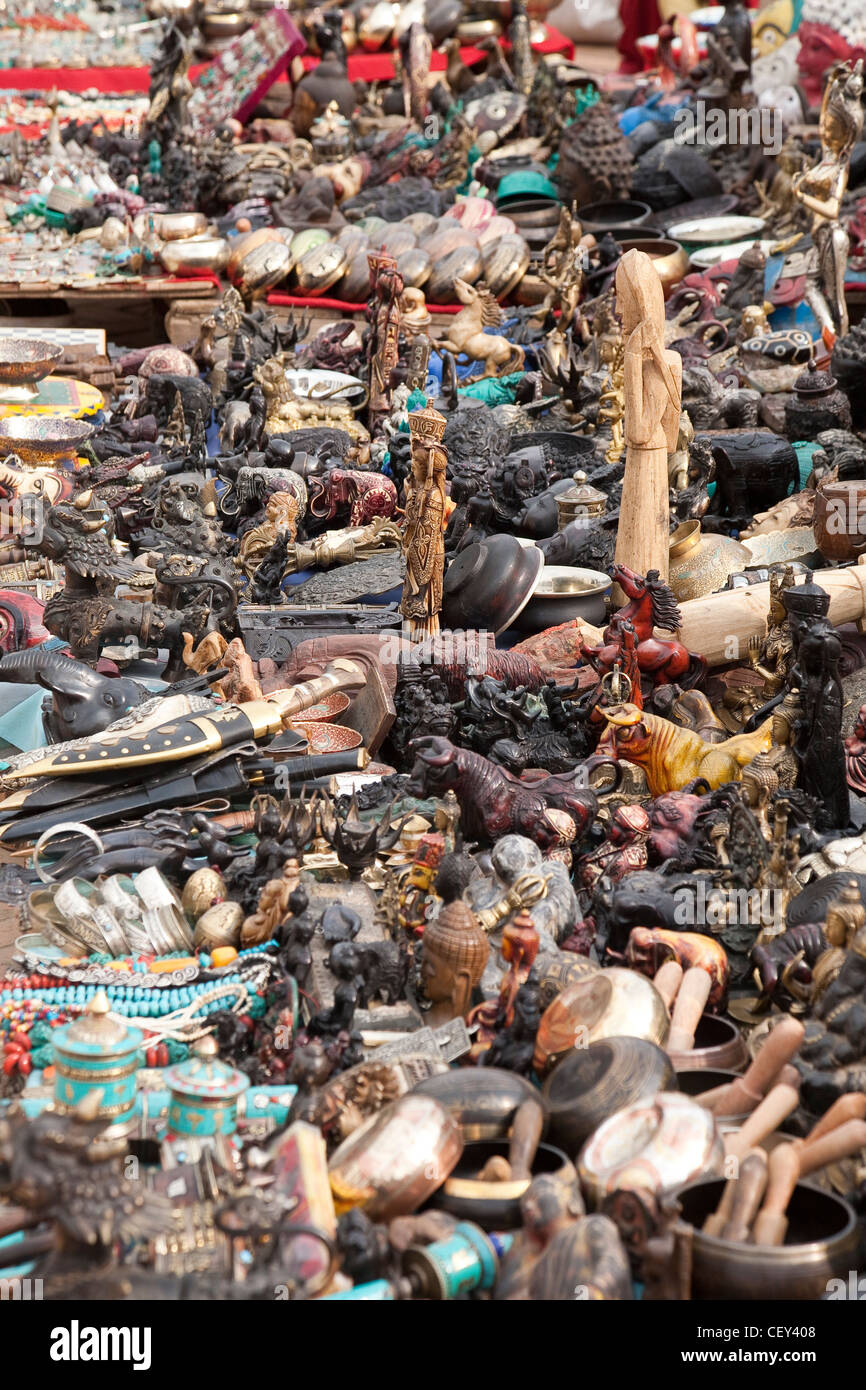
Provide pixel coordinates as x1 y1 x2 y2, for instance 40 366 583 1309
507 1098 545 1181
667 967 712 1053
796 1119 866 1179
801 1094 866 1149
714 1018 805 1117
702 1174 738 1237
725 1083 799 1159
653 960 683 1012
721 1150 769 1244
752 1143 801 1247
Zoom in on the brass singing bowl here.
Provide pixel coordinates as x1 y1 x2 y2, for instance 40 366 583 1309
159 236 230 276
0 415 94 463
0 338 62 385
677 1177 859 1300
544 1037 676 1158
616 237 689 297
534 968 669 1075
667 1013 748 1073
413 1068 545 1141
430 1139 575 1230
154 211 208 241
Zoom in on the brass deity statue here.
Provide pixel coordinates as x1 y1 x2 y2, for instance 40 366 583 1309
792 59 864 339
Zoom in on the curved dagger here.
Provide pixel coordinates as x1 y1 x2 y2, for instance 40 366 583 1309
3 659 366 781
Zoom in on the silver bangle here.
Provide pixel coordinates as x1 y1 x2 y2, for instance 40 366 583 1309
33 822 105 885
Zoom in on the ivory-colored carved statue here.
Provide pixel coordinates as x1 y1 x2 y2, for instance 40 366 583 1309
613 248 682 584
400 400 448 641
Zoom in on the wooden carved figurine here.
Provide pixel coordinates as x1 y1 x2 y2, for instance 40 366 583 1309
400 400 448 641
613 249 682 585
421 897 489 1027
367 250 404 431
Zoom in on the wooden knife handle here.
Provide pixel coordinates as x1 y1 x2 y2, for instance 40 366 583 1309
667 967 712 1054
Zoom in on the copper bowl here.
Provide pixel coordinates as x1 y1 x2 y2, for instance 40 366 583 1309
0 337 62 386
677 1177 859 1300
430 1139 575 1230
0 415 94 463
668 1013 748 1073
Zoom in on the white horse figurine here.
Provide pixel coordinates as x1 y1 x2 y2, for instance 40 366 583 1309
436 278 525 377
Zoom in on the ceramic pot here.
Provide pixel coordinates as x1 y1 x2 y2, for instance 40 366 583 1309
534 968 670 1075
668 1013 748 1073
676 1177 859 1299
514 565 611 631
430 1139 575 1230
413 1068 545 1140
578 1092 725 1208
667 520 751 601
813 479 866 563
442 534 544 635
543 1037 676 1157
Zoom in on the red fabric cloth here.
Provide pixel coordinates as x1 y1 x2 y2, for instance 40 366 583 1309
0 28 573 95
267 291 462 313
617 0 662 71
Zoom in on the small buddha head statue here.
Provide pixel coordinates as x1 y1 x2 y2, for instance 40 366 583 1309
740 753 780 809
421 898 489 1022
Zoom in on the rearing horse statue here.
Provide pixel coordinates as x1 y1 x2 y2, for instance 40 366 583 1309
436 279 525 378
581 562 706 689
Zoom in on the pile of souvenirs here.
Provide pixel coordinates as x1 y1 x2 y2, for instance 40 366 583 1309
6 0 866 1304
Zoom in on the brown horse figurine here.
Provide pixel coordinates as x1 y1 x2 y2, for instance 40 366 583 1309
581 562 705 689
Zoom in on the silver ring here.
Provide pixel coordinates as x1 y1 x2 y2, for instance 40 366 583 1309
33 823 105 885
